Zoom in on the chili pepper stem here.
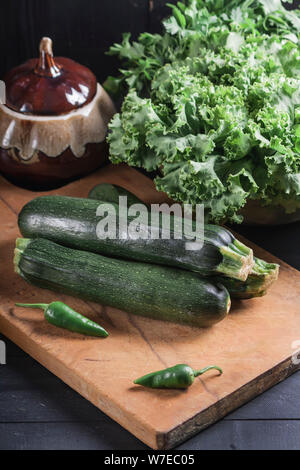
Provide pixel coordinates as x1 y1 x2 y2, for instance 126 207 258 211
193 365 223 377
15 303 49 310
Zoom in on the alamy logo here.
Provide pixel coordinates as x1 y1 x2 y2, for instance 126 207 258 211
95 197 204 251
0 80 5 105
0 340 6 365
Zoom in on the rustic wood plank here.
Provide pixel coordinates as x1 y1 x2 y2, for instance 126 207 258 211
177 420 300 450
0 0 149 82
0 334 24 357
1 420 300 450
2 351 300 423
1 0 299 82
1 164 300 449
0 422 147 450
0 163 171 215
0 355 103 423
225 371 300 420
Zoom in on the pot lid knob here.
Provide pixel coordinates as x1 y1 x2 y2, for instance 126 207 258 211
4 37 97 115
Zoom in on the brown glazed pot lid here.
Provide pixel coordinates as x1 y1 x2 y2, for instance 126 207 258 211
4 37 97 116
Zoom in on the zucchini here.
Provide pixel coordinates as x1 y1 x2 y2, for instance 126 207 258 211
87 185 236 251
18 195 253 280
88 185 279 298
212 257 279 299
88 183 142 206
88 184 256 280
14 238 231 328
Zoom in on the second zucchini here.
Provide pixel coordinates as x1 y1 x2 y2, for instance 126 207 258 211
14 238 231 328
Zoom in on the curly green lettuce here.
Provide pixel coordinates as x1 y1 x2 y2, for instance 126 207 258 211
106 0 300 95
107 1 300 223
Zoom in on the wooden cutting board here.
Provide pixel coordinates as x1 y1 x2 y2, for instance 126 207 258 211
1 163 300 449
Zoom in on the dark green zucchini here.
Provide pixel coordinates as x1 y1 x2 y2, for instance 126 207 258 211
18 195 253 280
87 184 280 298
87 184 239 252
88 183 143 206
14 238 231 328
88 184 256 280
212 257 279 299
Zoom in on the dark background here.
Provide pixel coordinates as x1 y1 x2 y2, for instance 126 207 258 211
1 0 300 451
0 0 179 83
0 0 299 83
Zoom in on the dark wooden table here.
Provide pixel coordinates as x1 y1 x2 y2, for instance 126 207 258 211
1 0 300 451
1 220 300 450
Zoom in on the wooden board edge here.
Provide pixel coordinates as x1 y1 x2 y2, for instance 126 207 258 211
3 281 300 451
4 304 298 451
0 315 157 450
2 163 300 450
157 357 300 450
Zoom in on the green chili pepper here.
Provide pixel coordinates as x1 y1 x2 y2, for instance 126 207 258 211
15 301 108 337
134 363 222 389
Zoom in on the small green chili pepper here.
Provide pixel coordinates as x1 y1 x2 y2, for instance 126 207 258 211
15 301 108 338
134 364 222 389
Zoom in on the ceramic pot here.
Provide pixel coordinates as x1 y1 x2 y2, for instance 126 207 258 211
0 37 116 189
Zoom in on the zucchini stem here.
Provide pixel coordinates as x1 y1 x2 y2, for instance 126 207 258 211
232 239 252 257
16 238 31 251
237 257 279 297
14 238 32 275
213 257 279 299
216 243 254 281
14 248 22 275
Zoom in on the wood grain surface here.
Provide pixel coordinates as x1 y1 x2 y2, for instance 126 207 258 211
0 163 300 449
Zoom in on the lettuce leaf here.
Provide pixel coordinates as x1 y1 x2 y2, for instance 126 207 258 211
106 0 300 95
107 0 300 223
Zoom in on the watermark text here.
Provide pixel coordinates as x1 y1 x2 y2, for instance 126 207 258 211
0 340 6 365
0 80 5 105
95 198 204 251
